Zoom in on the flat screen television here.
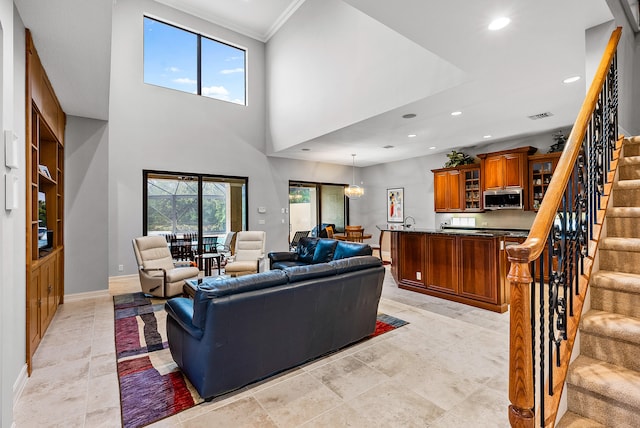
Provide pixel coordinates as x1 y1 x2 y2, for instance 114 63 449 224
38 191 51 249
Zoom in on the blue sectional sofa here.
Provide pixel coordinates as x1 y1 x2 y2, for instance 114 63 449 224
267 236 372 270
164 255 385 400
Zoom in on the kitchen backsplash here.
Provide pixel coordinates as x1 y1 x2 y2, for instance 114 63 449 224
435 209 537 230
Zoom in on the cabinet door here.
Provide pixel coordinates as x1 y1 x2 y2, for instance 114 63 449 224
28 268 41 352
483 156 504 189
459 237 498 303
390 232 400 283
434 170 462 212
399 233 426 286
504 154 523 188
427 235 458 294
45 257 57 325
433 172 448 212
447 171 462 211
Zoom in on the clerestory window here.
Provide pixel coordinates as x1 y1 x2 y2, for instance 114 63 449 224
143 16 247 105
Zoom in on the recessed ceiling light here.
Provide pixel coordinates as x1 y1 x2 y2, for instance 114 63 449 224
483 135 492 139
383 145 394 149
429 146 436 150
488 17 511 31
451 111 462 116
563 76 581 84
402 113 417 119
408 134 417 138
301 148 311 151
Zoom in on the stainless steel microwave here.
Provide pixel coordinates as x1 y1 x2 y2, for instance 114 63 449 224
483 188 524 210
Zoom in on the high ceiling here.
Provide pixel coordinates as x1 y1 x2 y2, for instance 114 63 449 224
14 0 615 166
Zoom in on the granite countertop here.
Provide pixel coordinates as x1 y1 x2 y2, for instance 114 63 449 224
376 224 529 238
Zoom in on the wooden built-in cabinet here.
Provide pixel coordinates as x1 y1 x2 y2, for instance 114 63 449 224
25 29 66 374
529 152 561 211
432 164 482 213
479 146 536 210
390 231 508 313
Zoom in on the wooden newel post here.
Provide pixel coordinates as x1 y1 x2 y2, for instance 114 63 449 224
507 245 535 428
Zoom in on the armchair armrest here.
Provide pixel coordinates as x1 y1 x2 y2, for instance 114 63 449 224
267 252 299 269
165 298 204 340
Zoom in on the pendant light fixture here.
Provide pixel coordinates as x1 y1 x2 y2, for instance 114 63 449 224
345 154 364 199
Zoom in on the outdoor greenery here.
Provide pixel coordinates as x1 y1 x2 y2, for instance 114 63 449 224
147 179 227 233
289 187 311 203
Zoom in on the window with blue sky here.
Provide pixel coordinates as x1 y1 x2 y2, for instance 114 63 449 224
143 17 246 105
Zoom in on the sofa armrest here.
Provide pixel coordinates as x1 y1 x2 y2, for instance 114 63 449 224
267 252 299 269
165 298 204 340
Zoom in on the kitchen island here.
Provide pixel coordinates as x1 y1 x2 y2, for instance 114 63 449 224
379 225 528 313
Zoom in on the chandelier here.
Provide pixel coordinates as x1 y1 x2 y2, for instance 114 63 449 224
345 154 364 199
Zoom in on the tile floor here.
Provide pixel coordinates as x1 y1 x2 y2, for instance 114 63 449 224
13 268 511 427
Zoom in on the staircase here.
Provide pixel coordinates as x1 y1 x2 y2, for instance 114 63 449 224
558 136 640 427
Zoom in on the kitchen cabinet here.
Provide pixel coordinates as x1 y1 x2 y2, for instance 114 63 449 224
393 231 508 313
529 152 561 211
398 232 427 287
427 235 458 294
432 164 481 212
433 168 462 212
479 146 536 209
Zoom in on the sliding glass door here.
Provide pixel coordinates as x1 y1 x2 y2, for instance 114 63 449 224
289 181 348 240
144 170 247 253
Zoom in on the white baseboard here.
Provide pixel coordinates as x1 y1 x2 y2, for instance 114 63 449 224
12 364 27 410
64 289 110 302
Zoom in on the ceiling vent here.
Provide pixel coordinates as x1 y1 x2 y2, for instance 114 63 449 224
528 112 554 120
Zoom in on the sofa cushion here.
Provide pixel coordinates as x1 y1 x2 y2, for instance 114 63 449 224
312 239 339 263
284 263 337 283
296 237 319 263
193 270 289 329
333 241 372 260
328 255 382 274
271 260 308 270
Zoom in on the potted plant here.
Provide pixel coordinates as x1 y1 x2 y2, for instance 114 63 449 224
444 150 475 168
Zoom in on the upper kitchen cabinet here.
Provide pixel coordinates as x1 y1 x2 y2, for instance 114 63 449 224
528 152 561 211
432 163 483 213
478 146 536 209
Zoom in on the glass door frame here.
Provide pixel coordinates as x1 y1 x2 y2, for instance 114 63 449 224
288 180 349 238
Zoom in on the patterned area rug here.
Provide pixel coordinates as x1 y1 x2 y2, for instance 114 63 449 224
114 292 408 428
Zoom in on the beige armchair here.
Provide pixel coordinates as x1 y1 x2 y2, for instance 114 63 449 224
132 235 200 297
224 231 266 276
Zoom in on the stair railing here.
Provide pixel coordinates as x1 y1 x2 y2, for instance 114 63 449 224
507 27 622 428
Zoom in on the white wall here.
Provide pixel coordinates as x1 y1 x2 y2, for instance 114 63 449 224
0 2 25 425
108 0 357 275
65 116 109 294
265 0 465 153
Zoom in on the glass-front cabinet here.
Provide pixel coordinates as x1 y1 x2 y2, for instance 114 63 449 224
528 153 561 211
462 166 481 211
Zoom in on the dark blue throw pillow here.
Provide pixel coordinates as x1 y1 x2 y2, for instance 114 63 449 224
296 237 319 263
312 239 338 263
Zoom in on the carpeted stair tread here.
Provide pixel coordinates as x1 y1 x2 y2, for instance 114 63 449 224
568 355 640 411
591 270 640 294
607 207 640 217
582 310 640 345
614 178 640 189
599 237 640 252
557 411 605 428
619 155 640 165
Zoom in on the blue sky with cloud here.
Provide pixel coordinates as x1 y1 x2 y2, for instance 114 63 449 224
143 17 246 105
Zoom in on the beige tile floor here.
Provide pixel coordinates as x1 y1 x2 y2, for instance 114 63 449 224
13 268 511 427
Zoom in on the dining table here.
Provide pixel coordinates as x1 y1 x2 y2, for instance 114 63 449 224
333 233 373 242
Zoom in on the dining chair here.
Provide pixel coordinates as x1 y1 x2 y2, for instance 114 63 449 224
345 225 364 242
289 230 310 251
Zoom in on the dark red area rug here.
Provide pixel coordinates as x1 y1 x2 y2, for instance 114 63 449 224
114 292 408 428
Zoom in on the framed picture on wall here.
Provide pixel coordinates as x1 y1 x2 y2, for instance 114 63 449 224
387 188 404 223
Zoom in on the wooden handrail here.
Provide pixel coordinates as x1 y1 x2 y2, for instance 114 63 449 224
507 27 622 427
